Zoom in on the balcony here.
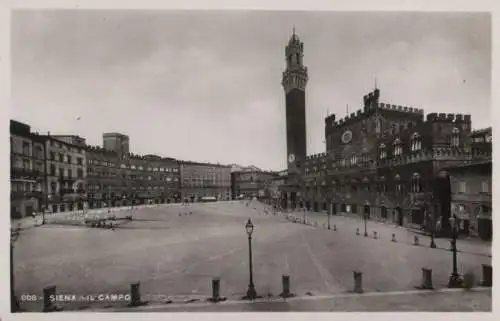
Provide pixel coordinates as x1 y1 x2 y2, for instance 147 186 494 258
11 190 44 200
11 167 44 179
58 176 75 183
60 188 86 195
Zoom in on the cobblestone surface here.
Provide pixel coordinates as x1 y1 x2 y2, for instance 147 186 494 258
13 201 492 312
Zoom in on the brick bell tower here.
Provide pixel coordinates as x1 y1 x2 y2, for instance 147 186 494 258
282 29 308 174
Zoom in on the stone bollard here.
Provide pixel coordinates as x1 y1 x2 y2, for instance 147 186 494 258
208 278 226 302
353 271 363 293
391 233 397 242
463 271 476 290
333 224 337 231
280 275 294 298
481 264 492 287
373 231 378 239
42 285 58 312
417 268 434 290
129 283 145 306
413 236 419 246
356 228 360 235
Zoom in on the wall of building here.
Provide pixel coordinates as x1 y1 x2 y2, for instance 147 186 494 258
180 162 231 201
288 88 486 233
448 162 492 240
44 136 87 213
86 148 181 207
10 124 46 218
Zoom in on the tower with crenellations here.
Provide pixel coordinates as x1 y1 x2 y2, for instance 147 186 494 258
282 29 309 174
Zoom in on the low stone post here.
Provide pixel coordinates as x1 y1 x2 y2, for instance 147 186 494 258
42 285 57 312
418 268 434 290
356 228 360 236
391 233 397 242
129 283 143 306
280 275 294 298
353 271 363 293
333 224 337 231
373 231 378 239
208 278 226 302
413 236 420 246
481 264 492 287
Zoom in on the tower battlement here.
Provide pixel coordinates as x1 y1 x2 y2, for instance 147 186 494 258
426 112 472 125
377 103 424 115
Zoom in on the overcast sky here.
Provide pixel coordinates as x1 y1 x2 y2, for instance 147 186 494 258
11 10 491 171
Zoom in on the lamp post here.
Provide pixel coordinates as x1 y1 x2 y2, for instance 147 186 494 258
245 218 257 299
448 215 462 288
426 204 436 248
327 200 331 230
363 213 368 237
363 204 369 237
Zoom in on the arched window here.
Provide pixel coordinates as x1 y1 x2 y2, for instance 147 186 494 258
451 127 460 147
331 180 337 193
361 150 368 166
379 176 387 193
411 173 422 193
379 143 387 159
411 133 422 151
351 154 358 166
362 176 370 191
393 138 403 156
375 118 381 134
395 174 402 195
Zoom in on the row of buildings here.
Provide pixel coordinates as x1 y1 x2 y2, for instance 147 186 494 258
10 120 278 218
278 31 492 240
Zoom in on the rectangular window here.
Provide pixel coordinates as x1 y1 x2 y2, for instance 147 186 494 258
77 169 83 179
458 181 466 193
481 181 489 193
67 156 72 164
59 153 64 163
77 158 83 165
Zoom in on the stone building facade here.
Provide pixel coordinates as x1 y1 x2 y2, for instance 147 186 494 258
290 89 491 235
276 33 491 236
231 170 279 199
180 161 231 202
446 160 492 240
10 120 46 218
44 135 88 213
86 141 182 208
85 145 121 208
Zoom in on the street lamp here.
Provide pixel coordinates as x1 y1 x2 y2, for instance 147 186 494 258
426 205 436 248
327 201 331 230
448 215 463 288
244 218 257 300
363 204 369 237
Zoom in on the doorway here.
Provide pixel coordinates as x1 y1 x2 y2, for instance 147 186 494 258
395 207 403 226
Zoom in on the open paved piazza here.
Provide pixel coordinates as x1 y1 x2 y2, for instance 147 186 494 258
13 201 491 312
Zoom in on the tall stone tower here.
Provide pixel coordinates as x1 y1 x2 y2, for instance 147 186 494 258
282 30 308 173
